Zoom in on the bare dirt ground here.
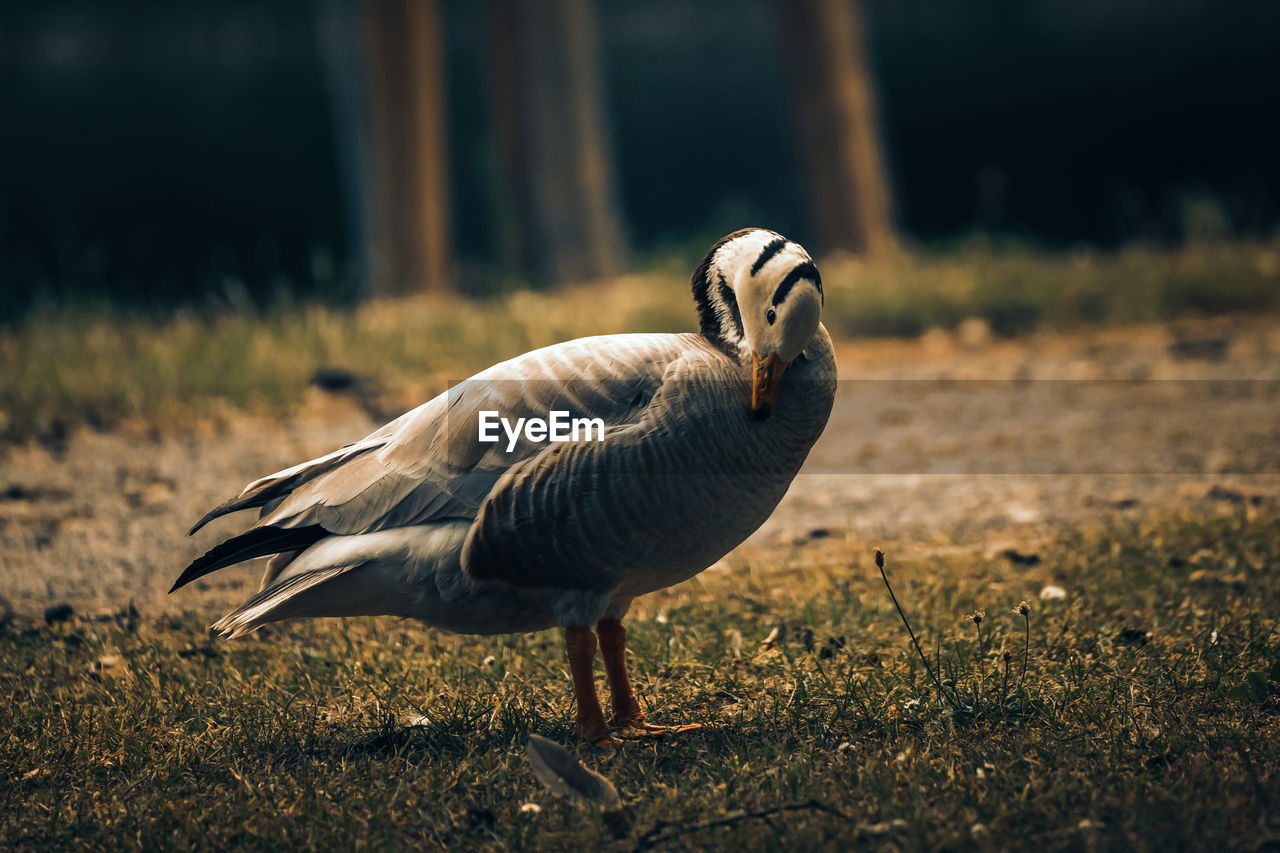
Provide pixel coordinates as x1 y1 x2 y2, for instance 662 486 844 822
3 314 1277 619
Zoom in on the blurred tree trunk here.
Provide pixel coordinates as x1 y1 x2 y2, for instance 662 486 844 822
364 0 451 295
482 0 626 284
313 0 370 287
479 0 533 279
772 0 897 256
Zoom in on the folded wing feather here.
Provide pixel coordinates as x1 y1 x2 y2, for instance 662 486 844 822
462 343 751 592
186 334 694 555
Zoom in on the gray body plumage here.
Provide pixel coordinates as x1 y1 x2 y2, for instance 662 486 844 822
177 230 837 638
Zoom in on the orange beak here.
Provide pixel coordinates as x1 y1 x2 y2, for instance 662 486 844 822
751 352 788 420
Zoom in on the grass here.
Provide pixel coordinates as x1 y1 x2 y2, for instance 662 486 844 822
821 237 1280 338
3 237 1279 445
2 506 1277 850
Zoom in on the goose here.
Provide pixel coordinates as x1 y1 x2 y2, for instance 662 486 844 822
171 228 837 747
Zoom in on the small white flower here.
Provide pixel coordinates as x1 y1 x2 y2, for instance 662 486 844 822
482 655 496 666
1039 585 1067 600
519 802 542 814
656 613 668 624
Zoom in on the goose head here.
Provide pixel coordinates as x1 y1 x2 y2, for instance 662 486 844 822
691 228 824 419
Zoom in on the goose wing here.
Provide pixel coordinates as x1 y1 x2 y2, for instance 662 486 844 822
461 343 750 593
204 334 696 540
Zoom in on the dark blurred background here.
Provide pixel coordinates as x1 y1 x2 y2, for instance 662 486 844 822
3 0 1278 318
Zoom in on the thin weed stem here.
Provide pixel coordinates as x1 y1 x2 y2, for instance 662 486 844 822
1018 610 1031 696
972 615 986 706
875 549 953 708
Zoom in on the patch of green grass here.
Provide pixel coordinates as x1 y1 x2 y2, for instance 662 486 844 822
819 238 1280 339
3 238 1278 444
0 277 693 445
2 508 1277 850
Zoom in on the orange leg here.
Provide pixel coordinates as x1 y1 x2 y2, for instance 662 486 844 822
597 618 702 739
565 627 614 747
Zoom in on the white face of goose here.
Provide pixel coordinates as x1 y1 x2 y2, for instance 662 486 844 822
696 229 824 420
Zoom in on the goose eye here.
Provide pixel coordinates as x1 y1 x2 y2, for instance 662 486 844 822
766 308 777 325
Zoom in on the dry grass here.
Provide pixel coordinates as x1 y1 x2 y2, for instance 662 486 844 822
3 507 1277 850
821 237 1280 338
4 238 1279 445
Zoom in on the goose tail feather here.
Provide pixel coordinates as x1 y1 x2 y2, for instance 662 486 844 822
170 525 328 593
212 564 359 638
188 439 387 535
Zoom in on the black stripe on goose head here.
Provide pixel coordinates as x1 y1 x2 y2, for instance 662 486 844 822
771 260 823 307
750 237 788 276
691 228 782 355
